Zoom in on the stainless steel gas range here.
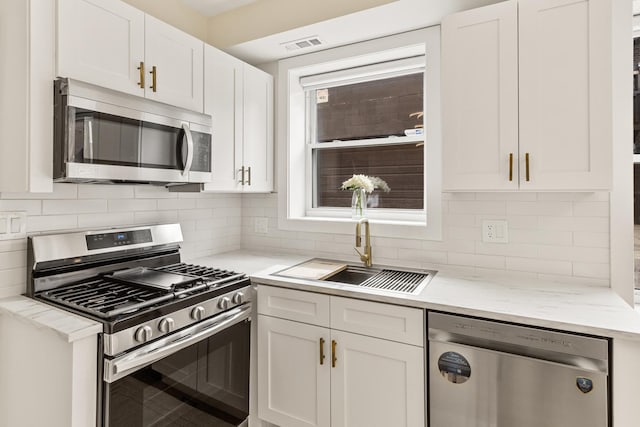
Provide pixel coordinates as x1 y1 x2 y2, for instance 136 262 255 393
27 223 251 427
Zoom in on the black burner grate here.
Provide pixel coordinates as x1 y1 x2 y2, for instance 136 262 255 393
39 263 246 319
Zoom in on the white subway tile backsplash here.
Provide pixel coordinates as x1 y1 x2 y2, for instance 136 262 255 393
134 210 179 225
108 199 157 212
27 214 78 232
78 184 135 199
506 201 572 216
573 231 609 248
505 257 572 276
509 229 573 246
240 191 612 286
573 262 610 279
134 185 178 199
43 199 107 215
157 198 197 210
0 186 615 297
0 251 26 270
449 200 507 215
0 200 41 215
77 212 134 228
572 201 609 217
0 183 78 200
0 185 245 297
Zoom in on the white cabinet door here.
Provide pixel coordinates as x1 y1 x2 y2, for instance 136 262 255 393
202 53 274 193
330 330 425 427
57 0 145 97
442 0 519 191
518 0 611 190
203 45 243 192
258 315 331 427
144 14 204 112
0 0 55 193
242 64 274 193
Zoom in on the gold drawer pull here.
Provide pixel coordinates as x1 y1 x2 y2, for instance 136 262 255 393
137 61 145 89
331 339 337 368
150 65 157 92
509 153 513 181
525 152 530 182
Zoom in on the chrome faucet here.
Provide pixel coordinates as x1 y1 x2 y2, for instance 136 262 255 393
354 218 372 267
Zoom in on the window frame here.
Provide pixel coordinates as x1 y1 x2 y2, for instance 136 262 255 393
276 27 442 240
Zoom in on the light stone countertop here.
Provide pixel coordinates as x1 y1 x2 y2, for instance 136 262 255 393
194 250 640 341
0 296 102 342
4 250 639 342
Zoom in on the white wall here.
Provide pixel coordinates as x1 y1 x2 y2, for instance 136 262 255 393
242 191 611 285
0 184 242 298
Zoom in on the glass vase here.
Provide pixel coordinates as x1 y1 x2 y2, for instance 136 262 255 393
351 188 368 219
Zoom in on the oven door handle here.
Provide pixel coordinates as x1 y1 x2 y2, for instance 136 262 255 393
104 304 251 383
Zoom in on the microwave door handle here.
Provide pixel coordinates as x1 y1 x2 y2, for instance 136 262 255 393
181 123 194 176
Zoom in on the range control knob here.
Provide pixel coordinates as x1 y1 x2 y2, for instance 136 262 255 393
158 317 175 333
218 297 231 311
134 325 153 343
232 292 244 305
191 306 205 321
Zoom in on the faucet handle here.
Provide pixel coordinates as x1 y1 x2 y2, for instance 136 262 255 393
354 247 369 263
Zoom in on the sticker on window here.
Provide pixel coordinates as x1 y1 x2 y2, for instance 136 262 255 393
316 89 329 104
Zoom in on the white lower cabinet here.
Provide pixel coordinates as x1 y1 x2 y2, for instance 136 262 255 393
257 286 425 427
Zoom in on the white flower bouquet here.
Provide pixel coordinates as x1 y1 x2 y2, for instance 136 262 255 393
340 174 390 193
340 174 390 218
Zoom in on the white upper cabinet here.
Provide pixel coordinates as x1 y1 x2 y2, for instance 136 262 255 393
57 0 144 97
242 64 274 193
57 0 204 112
0 0 55 193
442 0 612 191
203 45 274 193
442 1 519 191
518 0 611 190
144 14 203 112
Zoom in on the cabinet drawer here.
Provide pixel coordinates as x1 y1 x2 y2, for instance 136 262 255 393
330 297 424 346
258 286 330 327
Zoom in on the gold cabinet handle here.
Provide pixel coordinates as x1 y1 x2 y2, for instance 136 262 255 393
239 167 245 185
525 152 530 182
331 340 337 368
509 153 513 181
137 61 145 89
247 166 252 186
149 65 157 92
319 338 325 365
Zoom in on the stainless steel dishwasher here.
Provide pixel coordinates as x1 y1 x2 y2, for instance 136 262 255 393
428 312 610 427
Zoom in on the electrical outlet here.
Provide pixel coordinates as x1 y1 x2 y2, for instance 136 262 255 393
0 211 26 241
254 217 268 234
482 220 508 243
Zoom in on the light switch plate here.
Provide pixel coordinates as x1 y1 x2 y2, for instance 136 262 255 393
0 211 27 240
482 220 508 243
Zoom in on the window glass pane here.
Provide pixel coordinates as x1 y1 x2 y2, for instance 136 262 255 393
315 73 423 142
314 143 424 209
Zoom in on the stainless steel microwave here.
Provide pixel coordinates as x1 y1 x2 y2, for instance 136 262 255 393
53 78 212 185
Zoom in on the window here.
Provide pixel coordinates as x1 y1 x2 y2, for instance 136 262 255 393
277 27 442 239
305 67 425 212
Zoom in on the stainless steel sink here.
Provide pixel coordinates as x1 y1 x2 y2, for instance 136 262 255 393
276 260 435 295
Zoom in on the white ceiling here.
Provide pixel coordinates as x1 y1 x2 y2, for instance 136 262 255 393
225 0 502 64
181 0 257 17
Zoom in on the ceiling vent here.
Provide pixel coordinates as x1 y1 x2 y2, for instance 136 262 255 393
282 36 323 51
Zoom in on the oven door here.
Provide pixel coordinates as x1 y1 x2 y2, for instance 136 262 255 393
103 305 250 427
